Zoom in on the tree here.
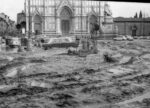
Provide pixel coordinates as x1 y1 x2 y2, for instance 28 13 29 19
139 11 143 18
16 24 21 30
134 12 138 18
20 21 26 28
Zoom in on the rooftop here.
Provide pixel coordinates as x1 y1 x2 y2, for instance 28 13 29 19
114 17 150 22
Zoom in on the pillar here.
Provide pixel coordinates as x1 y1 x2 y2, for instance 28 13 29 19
57 17 61 34
32 18 34 33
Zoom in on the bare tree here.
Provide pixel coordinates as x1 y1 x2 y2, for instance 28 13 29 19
139 10 143 18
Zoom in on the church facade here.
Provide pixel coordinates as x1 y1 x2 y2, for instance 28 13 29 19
25 0 117 38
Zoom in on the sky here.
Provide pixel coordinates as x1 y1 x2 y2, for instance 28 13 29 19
0 0 150 22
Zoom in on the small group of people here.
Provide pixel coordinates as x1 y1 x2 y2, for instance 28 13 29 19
81 22 103 53
69 22 104 57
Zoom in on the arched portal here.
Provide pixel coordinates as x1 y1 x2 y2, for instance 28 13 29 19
132 25 137 36
34 15 42 35
60 6 73 36
89 14 98 33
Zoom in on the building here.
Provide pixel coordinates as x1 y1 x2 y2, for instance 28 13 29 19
25 0 117 38
17 11 26 25
17 11 26 35
0 13 16 36
114 17 150 36
0 13 10 35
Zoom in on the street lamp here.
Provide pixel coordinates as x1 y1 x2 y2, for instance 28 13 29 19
27 0 31 51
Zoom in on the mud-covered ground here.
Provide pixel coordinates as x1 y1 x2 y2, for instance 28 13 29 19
0 39 150 108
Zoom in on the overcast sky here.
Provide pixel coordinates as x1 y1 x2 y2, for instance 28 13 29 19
0 0 150 22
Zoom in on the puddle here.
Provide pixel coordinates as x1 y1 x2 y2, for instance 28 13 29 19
26 80 52 88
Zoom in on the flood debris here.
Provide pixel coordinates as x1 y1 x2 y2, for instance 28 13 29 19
0 39 150 108
0 55 14 65
0 84 17 92
83 68 97 74
103 52 118 63
108 66 134 76
26 80 53 88
0 86 48 97
55 99 79 108
4 67 18 78
142 54 150 61
29 57 47 63
119 56 134 65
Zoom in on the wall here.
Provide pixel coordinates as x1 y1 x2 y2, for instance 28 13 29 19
114 18 150 36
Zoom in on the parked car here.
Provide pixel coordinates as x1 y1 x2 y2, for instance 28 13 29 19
125 35 134 41
138 36 147 39
113 35 127 41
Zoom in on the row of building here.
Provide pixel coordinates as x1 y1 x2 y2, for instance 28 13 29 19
114 17 150 36
1 0 150 38
17 0 150 38
0 13 16 36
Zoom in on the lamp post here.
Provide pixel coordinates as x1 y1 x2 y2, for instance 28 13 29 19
27 0 31 51
81 0 83 37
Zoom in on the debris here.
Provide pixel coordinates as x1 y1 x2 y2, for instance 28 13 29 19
0 86 48 97
17 46 24 52
27 80 52 88
55 99 79 108
103 52 118 63
83 68 96 74
0 56 14 62
108 66 133 76
67 47 78 55
86 54 104 68
30 58 47 63
119 56 134 65
0 84 18 92
4 68 18 78
128 49 141 55
142 54 150 60
142 98 150 106
112 53 123 59
50 93 74 101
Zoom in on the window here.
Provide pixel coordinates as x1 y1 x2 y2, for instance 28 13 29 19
75 8 81 15
75 17 81 30
82 18 86 30
74 0 80 6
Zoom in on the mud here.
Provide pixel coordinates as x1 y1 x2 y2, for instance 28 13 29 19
0 40 150 108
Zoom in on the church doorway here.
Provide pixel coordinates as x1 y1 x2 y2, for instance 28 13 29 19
132 25 137 36
60 6 73 36
34 15 42 35
89 14 98 34
61 20 70 35
89 15 97 24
